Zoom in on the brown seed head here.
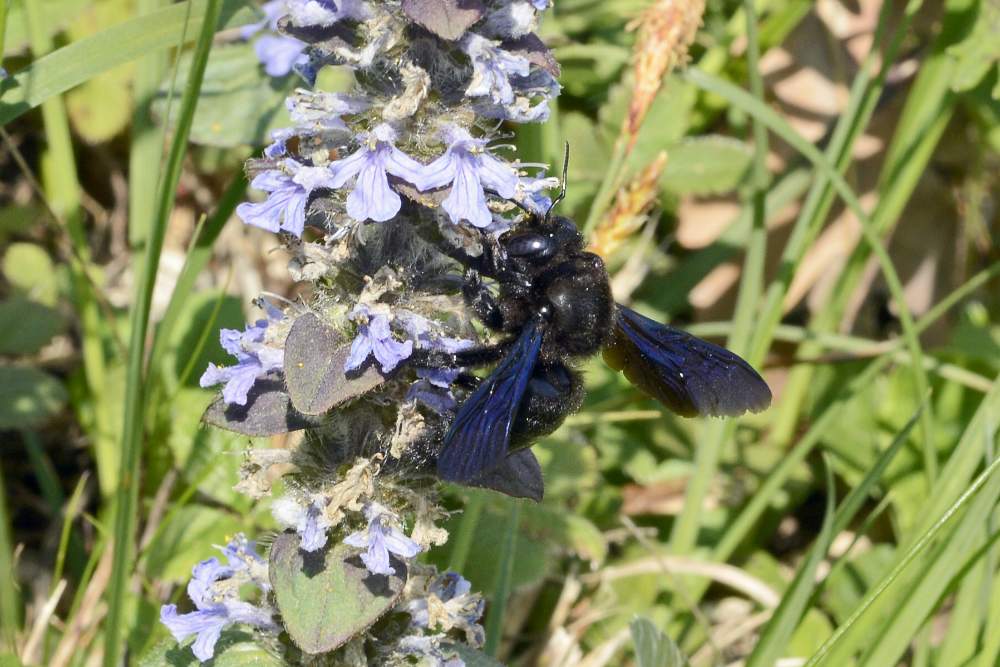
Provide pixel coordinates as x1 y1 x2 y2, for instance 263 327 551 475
588 151 668 259
623 0 705 151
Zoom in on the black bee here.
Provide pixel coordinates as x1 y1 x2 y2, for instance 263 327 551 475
418 160 772 484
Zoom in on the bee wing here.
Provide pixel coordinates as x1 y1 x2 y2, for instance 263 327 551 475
437 322 544 482
604 304 771 417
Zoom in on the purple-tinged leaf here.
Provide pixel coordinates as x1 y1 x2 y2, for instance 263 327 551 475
468 449 544 502
202 378 322 436
503 33 560 77
284 312 390 415
269 533 406 655
402 0 485 41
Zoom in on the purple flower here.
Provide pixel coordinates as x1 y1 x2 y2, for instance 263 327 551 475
272 496 331 552
344 304 413 373
401 329 474 412
263 127 295 158
241 1 308 77
328 123 426 222
407 572 485 646
254 35 308 77
160 558 276 662
239 0 284 39
288 0 369 27
216 534 270 591
461 33 530 105
288 89 370 132
473 69 560 123
199 319 284 406
343 503 422 576
413 126 519 227
394 310 473 353
516 174 559 214
408 369 460 413
236 159 337 236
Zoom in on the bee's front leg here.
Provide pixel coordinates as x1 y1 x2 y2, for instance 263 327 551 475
462 268 506 331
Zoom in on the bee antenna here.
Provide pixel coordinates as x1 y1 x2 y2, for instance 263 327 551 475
544 142 570 222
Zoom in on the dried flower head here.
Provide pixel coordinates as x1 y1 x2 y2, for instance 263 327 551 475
588 151 668 258
623 0 705 150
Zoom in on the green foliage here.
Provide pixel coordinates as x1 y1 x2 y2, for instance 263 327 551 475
0 365 67 429
447 645 505 666
431 493 552 597
269 535 406 655
630 617 689 667
142 505 245 584
140 631 283 667
63 1 135 143
2 242 58 305
658 135 754 195
152 42 294 147
0 297 63 355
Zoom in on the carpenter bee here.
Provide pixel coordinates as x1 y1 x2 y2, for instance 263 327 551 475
416 152 772 485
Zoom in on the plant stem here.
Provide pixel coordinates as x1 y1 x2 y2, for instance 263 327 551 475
484 502 521 657
103 2 223 663
0 461 20 650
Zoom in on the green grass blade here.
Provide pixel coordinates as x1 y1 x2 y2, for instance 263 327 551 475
744 0 919 371
147 172 247 381
128 0 171 248
705 263 999 588
803 386 1000 667
976 561 1000 667
448 493 485 575
935 541 994 666
0 0 255 125
0 0 9 57
484 502 521 657
22 0 116 500
856 467 1000 667
669 0 770 555
905 379 1000 551
174 276 232 388
770 0 975 486
51 473 89 594
0 461 20 649
728 0 768 359
21 429 64 512
103 1 224 663
684 65 934 485
746 458 836 667
744 0 922 447
746 406 921 667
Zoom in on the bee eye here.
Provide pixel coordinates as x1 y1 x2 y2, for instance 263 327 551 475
504 233 555 260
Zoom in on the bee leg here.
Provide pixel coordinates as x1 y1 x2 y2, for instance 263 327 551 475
453 372 481 390
409 343 508 370
462 268 506 330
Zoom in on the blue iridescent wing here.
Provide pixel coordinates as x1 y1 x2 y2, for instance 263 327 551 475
604 305 771 417
436 322 544 482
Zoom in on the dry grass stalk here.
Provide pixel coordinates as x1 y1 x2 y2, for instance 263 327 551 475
623 0 705 150
588 151 668 259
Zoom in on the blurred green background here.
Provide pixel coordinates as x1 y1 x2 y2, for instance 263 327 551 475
1 0 999 665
